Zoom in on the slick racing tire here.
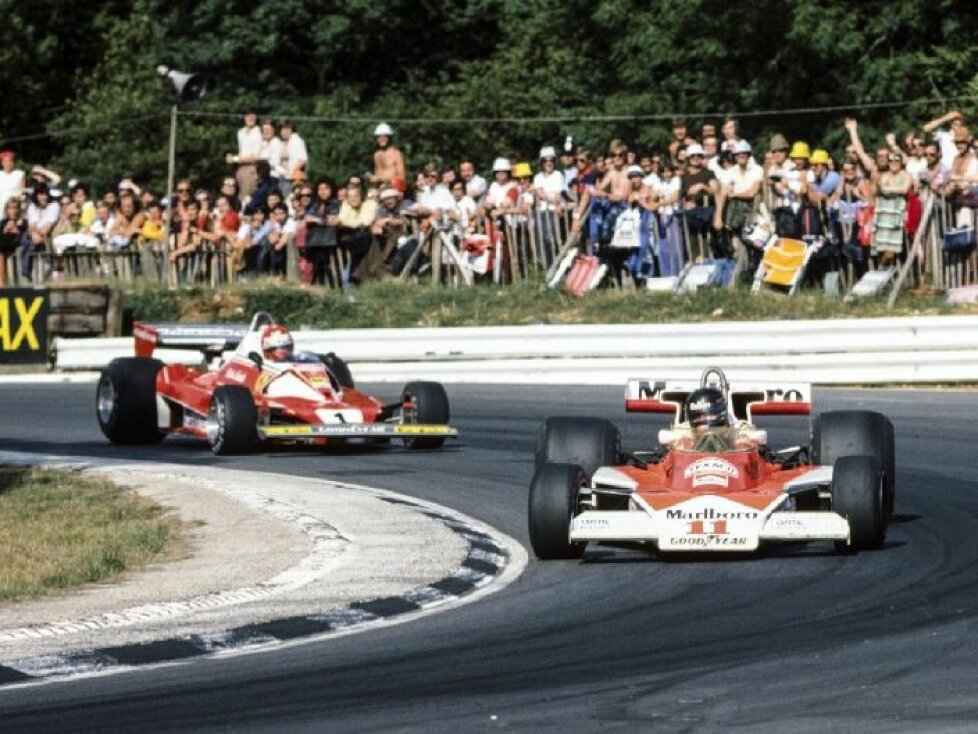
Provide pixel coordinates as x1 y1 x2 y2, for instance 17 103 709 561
813 410 895 518
208 386 259 456
401 381 450 449
96 357 163 445
535 417 620 480
321 352 354 389
831 455 886 552
528 462 588 560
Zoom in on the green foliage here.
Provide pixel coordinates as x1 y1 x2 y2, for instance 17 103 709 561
123 284 185 322
1 1 976 188
120 280 960 330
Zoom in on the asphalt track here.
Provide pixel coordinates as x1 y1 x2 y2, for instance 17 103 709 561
0 382 977 733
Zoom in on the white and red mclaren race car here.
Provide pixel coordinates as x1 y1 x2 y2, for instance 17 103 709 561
529 367 895 559
96 312 457 455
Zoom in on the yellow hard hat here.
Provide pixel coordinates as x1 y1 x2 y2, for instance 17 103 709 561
809 149 831 165
512 162 533 179
789 141 811 160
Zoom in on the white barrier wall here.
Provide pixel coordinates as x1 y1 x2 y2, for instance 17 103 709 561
53 316 978 385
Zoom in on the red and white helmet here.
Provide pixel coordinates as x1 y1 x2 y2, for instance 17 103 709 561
261 325 294 362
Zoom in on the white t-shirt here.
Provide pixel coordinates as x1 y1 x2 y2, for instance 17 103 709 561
260 137 285 178
282 133 309 177
642 172 661 189
724 164 764 196
464 174 487 200
933 129 958 171
237 125 262 160
27 201 60 231
486 181 517 209
655 177 681 216
450 195 477 232
419 185 454 213
905 156 926 181
0 169 25 207
532 170 566 210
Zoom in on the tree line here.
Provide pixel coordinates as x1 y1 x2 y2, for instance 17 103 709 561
1 0 975 194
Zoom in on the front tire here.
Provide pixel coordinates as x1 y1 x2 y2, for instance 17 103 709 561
528 463 587 560
535 417 620 479
814 410 895 518
401 381 450 449
208 386 259 456
96 357 163 444
832 455 886 552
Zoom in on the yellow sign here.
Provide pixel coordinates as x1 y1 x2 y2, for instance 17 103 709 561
0 291 48 364
394 425 457 436
263 425 312 436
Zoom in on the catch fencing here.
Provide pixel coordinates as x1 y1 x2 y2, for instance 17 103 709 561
6 192 977 302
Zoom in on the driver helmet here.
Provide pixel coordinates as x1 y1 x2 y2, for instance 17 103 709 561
261 325 294 362
685 387 729 430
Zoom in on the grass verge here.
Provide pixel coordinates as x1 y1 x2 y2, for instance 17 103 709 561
0 466 185 603
122 279 977 330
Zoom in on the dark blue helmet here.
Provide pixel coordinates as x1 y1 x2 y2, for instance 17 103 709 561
686 387 728 429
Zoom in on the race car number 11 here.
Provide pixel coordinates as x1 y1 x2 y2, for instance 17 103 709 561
688 520 727 535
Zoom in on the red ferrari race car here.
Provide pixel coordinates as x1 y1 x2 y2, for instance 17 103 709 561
96 312 457 455
529 367 895 559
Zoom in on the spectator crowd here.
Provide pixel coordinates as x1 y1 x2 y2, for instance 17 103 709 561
1 107 975 291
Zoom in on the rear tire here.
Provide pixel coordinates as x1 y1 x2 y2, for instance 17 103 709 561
401 381 450 449
321 352 354 388
832 455 885 552
528 463 587 560
814 410 895 518
208 386 259 456
535 417 620 479
96 358 163 445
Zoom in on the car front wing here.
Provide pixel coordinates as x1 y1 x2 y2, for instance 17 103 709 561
259 423 457 441
569 495 849 552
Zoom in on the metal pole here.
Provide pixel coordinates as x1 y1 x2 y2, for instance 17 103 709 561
163 103 177 287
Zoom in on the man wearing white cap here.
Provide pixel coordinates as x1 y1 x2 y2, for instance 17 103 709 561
680 143 719 260
715 139 763 277
356 186 410 281
531 145 568 264
371 122 406 189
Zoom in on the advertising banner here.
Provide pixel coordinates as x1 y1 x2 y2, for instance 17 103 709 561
0 289 49 364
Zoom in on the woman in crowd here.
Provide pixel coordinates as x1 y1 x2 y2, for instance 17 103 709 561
300 178 341 286
655 162 685 276
219 176 242 212
873 153 913 265
0 197 26 286
23 182 60 279
942 126 978 232
167 198 209 282
829 159 872 277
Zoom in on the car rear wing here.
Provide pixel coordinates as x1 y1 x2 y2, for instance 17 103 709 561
625 378 811 423
134 322 250 359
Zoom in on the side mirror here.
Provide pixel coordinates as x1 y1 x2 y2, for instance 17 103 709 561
248 351 263 368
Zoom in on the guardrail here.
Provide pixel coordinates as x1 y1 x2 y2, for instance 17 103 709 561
52 316 978 385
